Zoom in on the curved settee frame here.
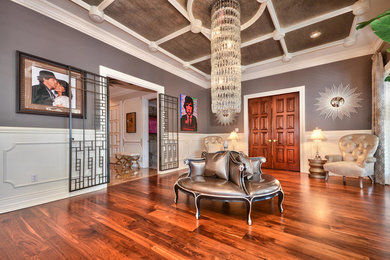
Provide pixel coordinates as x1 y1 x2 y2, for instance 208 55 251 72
174 151 284 225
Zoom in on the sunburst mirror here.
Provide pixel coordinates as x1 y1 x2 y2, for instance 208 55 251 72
215 111 237 126
315 84 362 120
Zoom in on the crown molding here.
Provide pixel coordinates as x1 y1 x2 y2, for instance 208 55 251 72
242 44 374 82
11 0 210 88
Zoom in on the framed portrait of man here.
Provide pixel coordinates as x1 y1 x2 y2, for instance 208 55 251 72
17 51 84 117
180 94 198 131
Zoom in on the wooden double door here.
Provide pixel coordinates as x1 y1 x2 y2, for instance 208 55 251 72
248 92 300 171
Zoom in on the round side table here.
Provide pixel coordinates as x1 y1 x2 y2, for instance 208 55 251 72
308 158 328 179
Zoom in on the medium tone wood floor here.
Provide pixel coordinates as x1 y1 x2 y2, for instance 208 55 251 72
0 169 389 259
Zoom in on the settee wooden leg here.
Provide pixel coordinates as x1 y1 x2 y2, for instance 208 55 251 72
245 200 252 226
359 177 363 189
195 195 201 219
278 190 284 213
174 184 179 204
343 176 346 185
368 175 375 184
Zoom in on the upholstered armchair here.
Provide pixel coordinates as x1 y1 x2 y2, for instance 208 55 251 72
323 134 379 188
203 136 224 152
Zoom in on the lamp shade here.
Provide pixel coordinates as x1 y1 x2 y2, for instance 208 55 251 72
310 127 326 141
228 131 239 141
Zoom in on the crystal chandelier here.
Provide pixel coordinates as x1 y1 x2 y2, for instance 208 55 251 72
211 0 241 115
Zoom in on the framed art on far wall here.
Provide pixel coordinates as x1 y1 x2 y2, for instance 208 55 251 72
17 51 84 118
126 112 136 133
180 94 197 131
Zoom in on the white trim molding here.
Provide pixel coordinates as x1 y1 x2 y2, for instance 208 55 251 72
99 66 165 173
243 86 306 172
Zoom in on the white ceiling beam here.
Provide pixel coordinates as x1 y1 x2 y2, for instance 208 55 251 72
189 55 211 65
97 0 115 11
241 33 273 48
156 25 191 45
168 0 189 20
284 6 354 33
344 15 359 47
265 1 290 61
241 2 267 31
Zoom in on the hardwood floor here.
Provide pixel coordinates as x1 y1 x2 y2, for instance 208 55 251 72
0 169 389 259
109 164 158 186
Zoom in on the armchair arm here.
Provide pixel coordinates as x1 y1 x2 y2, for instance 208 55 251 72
184 158 205 177
325 154 342 162
249 156 266 175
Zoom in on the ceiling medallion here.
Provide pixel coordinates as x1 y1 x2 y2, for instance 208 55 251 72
210 0 241 118
215 111 237 125
315 84 362 120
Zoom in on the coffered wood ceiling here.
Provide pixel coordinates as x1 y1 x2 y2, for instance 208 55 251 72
65 0 377 83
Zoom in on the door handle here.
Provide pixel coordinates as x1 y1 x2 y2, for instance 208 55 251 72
273 139 277 142
268 139 272 142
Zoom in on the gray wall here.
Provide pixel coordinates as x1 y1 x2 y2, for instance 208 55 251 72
0 1 210 133
207 55 372 133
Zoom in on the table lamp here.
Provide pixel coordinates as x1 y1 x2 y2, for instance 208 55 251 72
310 127 326 159
228 129 239 151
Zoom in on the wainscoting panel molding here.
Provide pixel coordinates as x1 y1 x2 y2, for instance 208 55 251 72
0 127 107 214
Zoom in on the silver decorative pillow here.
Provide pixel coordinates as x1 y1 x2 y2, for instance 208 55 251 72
204 152 229 180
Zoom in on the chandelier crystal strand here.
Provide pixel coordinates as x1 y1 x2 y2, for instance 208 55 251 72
211 0 241 115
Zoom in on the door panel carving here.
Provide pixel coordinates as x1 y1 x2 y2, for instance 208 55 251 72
249 92 300 171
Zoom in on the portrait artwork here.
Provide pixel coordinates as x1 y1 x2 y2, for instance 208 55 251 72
180 94 198 131
18 52 84 117
126 112 136 133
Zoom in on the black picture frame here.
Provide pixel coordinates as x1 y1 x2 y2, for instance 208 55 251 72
17 51 85 118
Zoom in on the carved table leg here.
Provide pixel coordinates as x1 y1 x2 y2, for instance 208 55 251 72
245 199 252 226
278 190 284 213
195 194 201 219
174 184 179 204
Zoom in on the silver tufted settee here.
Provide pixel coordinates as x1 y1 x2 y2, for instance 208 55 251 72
323 134 379 188
174 151 284 225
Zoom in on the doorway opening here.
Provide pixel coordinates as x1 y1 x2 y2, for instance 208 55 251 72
108 78 158 185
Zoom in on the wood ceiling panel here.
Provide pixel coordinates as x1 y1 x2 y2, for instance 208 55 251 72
104 0 190 41
241 9 274 43
272 0 357 27
241 39 283 65
285 12 354 53
83 0 104 6
192 59 211 74
160 32 211 61
193 0 261 29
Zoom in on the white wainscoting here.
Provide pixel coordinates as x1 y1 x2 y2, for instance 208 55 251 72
183 130 372 174
0 127 372 213
0 127 107 214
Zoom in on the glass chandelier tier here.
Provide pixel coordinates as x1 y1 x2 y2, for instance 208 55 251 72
211 0 241 115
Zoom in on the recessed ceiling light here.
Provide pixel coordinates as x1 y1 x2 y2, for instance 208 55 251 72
310 31 322 39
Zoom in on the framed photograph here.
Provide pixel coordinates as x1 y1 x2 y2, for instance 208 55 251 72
126 112 136 133
180 94 198 131
17 52 84 117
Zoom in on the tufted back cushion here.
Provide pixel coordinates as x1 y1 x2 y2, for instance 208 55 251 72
338 134 379 166
204 136 224 152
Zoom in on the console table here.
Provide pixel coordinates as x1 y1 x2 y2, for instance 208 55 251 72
115 153 141 172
